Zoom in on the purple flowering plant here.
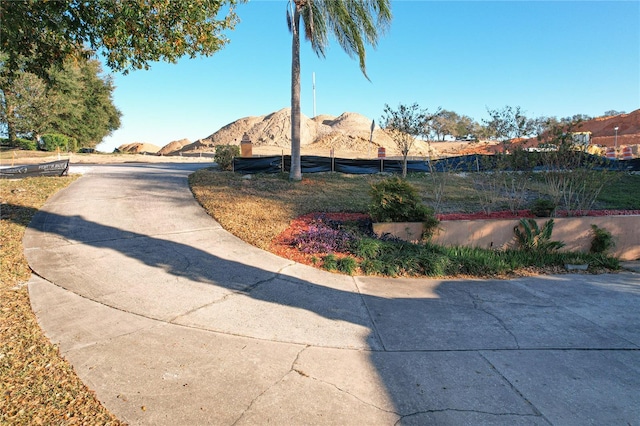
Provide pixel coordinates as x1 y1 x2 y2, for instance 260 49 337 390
292 213 361 254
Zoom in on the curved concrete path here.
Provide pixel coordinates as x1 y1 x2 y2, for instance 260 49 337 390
24 163 640 425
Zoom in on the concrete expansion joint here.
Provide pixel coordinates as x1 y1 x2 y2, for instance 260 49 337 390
480 347 640 353
352 279 388 351
55 233 151 246
28 275 163 353
148 226 223 237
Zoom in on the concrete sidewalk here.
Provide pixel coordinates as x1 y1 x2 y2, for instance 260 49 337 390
25 163 640 425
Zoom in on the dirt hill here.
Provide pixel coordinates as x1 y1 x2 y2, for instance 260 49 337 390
117 142 161 154
155 108 640 158
157 138 191 155
159 108 439 157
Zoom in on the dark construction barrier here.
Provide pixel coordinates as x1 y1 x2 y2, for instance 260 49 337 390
233 154 640 175
0 159 69 179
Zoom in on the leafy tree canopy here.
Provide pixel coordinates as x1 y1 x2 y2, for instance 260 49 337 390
0 0 242 78
0 67 52 141
380 102 437 177
483 105 537 143
46 57 122 148
1 55 121 148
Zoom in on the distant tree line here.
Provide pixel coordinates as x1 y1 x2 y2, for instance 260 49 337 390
389 104 627 146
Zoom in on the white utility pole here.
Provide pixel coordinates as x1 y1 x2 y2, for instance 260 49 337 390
312 72 317 117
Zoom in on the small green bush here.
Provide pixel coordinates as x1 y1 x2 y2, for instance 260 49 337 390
360 258 385 275
368 176 439 237
590 225 615 254
351 238 383 259
214 144 240 171
17 138 37 150
530 198 556 217
322 253 338 271
1 137 38 150
41 133 75 152
587 253 620 270
337 256 358 275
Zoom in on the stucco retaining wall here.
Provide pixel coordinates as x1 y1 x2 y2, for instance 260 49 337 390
431 215 640 260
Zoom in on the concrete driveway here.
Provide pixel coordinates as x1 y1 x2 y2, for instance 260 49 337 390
23 163 640 425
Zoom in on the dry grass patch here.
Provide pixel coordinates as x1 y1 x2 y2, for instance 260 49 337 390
189 170 377 249
1 175 123 425
188 169 500 250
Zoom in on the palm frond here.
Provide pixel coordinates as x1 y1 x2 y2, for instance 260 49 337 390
297 0 392 78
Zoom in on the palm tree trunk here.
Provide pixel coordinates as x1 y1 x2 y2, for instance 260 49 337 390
289 6 302 181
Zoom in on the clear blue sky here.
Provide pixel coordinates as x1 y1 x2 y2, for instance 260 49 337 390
98 0 640 152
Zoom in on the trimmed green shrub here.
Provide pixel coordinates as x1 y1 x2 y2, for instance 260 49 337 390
322 253 338 271
214 144 240 171
351 237 383 259
17 138 37 150
41 133 75 152
530 198 556 217
360 258 385 275
587 253 620 270
1 137 38 150
368 176 439 237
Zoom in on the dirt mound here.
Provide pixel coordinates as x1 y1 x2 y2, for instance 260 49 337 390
166 108 640 158
202 108 319 148
158 139 190 155
193 108 441 157
117 142 161 154
576 109 640 137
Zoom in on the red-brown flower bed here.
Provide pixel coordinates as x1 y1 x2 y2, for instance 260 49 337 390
270 212 370 266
